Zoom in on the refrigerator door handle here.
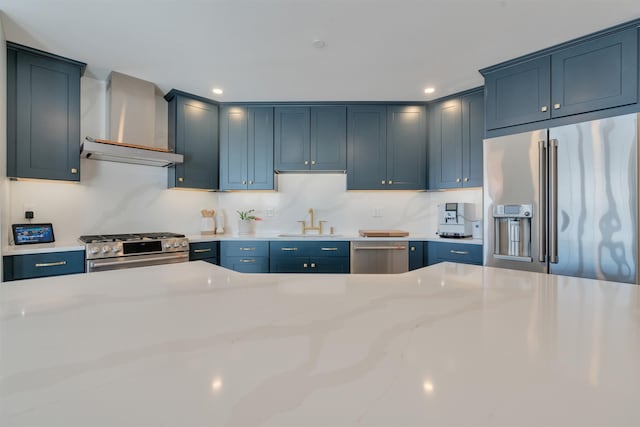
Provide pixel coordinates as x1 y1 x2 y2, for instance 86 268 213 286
538 140 547 263
549 139 559 263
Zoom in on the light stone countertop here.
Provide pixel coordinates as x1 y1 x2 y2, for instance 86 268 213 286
1 262 638 426
2 234 482 256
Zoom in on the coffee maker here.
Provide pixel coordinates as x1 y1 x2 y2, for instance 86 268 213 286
437 203 474 238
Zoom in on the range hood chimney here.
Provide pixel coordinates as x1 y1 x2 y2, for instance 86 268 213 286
81 72 183 167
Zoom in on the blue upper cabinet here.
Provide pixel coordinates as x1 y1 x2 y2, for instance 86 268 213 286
275 106 346 171
550 27 638 118
386 106 427 190
482 25 639 131
274 107 310 171
461 90 484 187
484 56 551 130
429 89 484 190
220 106 274 190
429 98 463 189
347 105 387 190
7 42 85 181
347 105 426 190
166 90 219 190
310 106 347 171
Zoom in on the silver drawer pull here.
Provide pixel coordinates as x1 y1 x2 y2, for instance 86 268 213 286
35 261 67 268
310 263 316 268
410 246 416 251
240 259 256 263
303 263 308 268
239 247 256 251
280 247 298 251
449 250 469 255
193 248 212 253
320 247 338 251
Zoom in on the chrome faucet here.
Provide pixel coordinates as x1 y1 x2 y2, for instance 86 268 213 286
297 208 327 235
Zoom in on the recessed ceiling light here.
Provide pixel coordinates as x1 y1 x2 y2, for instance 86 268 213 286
212 88 223 95
312 39 326 48
424 87 435 94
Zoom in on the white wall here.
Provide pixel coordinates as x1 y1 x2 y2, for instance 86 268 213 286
218 174 482 236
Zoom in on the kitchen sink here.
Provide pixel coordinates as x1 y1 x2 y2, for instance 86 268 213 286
277 233 343 238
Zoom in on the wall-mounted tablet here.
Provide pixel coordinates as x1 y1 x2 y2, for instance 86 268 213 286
12 223 55 245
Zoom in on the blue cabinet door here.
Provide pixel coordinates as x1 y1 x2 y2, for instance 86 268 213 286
310 106 347 171
347 105 387 190
386 106 427 190
4 251 85 281
484 56 551 130
220 256 269 273
274 107 310 171
168 93 219 190
220 106 248 190
461 90 484 187
428 98 463 189
189 241 219 261
248 107 274 189
551 28 638 118
270 256 309 273
9 46 83 181
426 242 482 266
312 257 349 273
220 241 269 257
408 241 425 271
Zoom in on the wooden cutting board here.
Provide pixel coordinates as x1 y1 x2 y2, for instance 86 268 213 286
358 229 410 237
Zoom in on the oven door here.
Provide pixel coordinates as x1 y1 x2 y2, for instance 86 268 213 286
87 252 189 272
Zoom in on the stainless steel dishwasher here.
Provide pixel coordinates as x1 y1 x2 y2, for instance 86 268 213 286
350 241 409 274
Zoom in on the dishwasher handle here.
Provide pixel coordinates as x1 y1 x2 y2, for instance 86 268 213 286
352 245 407 250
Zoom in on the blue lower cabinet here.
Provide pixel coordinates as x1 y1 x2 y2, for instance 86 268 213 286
270 241 349 273
3 251 85 281
220 241 269 273
189 241 219 264
426 242 482 266
408 241 425 271
220 256 269 273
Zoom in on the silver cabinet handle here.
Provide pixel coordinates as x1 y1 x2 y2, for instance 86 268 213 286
388 180 393 184
541 106 548 112
549 139 558 263
353 246 407 250
304 160 309 165
320 247 338 251
553 103 561 110
35 261 67 268
456 178 461 182
239 247 256 251
311 160 316 165
193 248 212 253
310 263 316 268
303 263 308 268
463 177 469 182
249 180 253 185
240 259 256 263
410 246 416 251
242 180 246 185
280 247 298 251
449 250 469 255
71 168 78 174
178 177 184 182
89 254 188 268
381 180 386 185
538 140 547 263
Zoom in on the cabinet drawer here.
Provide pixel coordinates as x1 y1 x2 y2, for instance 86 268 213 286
220 256 269 273
220 241 269 257
189 241 219 261
306 241 349 257
427 242 482 266
313 256 349 273
4 251 85 281
270 241 306 257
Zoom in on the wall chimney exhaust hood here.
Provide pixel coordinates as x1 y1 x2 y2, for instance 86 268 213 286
81 72 183 167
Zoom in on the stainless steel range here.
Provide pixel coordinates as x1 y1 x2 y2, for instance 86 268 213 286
78 232 189 272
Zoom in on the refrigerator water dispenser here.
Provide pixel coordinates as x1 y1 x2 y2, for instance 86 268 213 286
493 204 533 262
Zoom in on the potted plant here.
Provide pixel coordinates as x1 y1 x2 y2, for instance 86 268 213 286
236 209 261 235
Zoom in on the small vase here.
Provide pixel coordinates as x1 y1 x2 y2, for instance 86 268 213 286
237 219 254 235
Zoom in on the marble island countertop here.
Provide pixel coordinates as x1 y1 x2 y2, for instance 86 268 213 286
1 262 638 426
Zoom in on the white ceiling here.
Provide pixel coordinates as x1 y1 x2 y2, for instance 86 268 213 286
1 0 639 102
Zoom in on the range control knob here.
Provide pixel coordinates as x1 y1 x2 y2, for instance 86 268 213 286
90 247 100 255
524 211 531 217
173 241 180 248
102 245 110 253
181 241 188 247
112 245 121 252
164 242 173 249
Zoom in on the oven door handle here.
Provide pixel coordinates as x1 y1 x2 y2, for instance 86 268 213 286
88 253 188 269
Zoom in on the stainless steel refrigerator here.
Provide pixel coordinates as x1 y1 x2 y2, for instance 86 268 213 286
483 113 638 284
